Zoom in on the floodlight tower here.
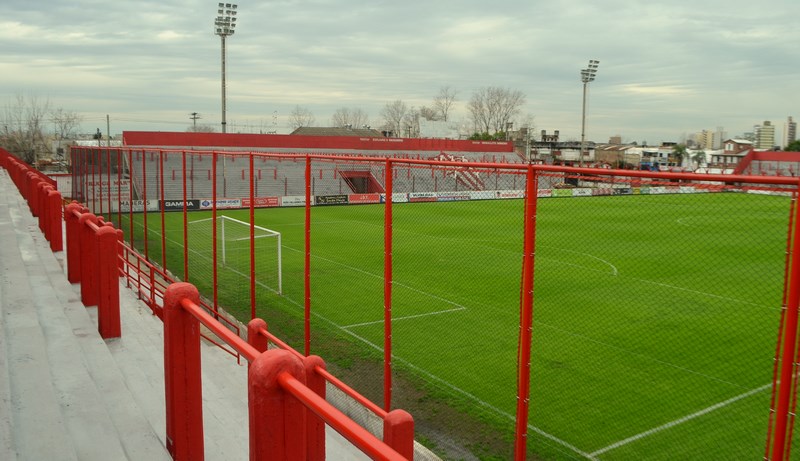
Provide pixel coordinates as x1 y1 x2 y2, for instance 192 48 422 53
579 59 599 168
215 3 238 133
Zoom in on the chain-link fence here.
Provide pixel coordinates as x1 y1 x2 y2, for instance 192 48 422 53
71 145 800 460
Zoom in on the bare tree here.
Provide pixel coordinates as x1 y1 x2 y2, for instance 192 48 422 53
419 106 439 121
467 86 526 134
289 105 316 130
51 107 81 159
330 107 369 128
186 124 217 133
433 85 458 122
1 94 52 164
380 100 408 137
402 107 421 138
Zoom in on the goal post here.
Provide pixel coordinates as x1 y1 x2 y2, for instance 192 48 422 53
188 215 283 295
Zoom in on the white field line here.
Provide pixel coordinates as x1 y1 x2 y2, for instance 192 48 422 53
135 224 589 458
341 307 467 329
195 243 590 458
540 245 619 276
627 275 780 311
127 218 769 459
280 243 473 320
589 381 773 458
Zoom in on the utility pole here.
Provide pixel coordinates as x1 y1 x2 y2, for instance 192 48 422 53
189 112 201 131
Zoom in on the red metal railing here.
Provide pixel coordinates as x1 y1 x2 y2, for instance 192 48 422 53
63 145 800 459
249 319 415 459
64 202 122 338
163 282 413 460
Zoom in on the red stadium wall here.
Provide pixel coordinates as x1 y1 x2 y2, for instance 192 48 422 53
122 131 514 153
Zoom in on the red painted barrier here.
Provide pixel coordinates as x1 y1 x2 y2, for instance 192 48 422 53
97 225 121 338
164 283 414 460
65 202 84 283
46 189 63 252
163 283 205 460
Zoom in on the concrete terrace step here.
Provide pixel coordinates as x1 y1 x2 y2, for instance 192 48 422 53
0 167 427 460
0 170 170 460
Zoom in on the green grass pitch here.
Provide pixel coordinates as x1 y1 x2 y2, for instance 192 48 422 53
122 192 793 459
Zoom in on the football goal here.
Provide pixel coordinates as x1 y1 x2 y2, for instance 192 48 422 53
187 215 282 295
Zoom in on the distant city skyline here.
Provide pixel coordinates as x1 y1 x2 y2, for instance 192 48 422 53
1 1 798 145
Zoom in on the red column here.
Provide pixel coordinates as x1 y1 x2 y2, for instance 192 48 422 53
78 213 98 306
384 409 414 460
247 318 268 354
248 349 306 461
514 165 539 460
163 283 204 461
47 189 63 252
304 355 326 461
772 183 800 460
384 159 394 411
96 225 121 339
65 202 83 283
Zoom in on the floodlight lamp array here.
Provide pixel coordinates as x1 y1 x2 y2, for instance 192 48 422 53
581 59 600 83
214 3 238 37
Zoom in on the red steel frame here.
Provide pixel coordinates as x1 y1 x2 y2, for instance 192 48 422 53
61 145 800 460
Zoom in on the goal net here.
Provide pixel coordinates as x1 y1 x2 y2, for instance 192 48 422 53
187 215 282 296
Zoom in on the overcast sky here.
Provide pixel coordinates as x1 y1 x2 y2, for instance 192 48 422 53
1 0 798 145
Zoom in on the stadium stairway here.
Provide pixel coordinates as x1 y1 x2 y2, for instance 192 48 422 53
0 168 372 460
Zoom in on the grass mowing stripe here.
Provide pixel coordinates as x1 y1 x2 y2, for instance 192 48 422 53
120 193 789 458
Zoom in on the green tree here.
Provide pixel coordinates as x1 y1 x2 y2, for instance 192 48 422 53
786 140 800 152
691 151 706 168
671 144 688 166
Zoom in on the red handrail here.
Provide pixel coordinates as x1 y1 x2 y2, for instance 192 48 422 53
164 283 413 460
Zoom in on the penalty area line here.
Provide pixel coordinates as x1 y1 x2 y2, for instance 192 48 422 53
341 307 467 329
588 382 772 458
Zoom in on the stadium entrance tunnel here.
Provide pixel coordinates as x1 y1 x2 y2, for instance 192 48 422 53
339 170 385 193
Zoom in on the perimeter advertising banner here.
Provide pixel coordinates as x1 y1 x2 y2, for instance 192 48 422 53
199 198 242 209
408 192 437 202
113 199 160 212
380 193 410 204
552 189 573 198
241 197 280 208
496 190 526 199
348 193 381 204
281 196 306 207
87 179 131 201
161 200 200 211
315 194 349 205
436 192 471 202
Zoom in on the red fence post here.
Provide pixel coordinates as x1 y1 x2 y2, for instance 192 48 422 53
248 349 306 461
96 225 121 339
65 202 83 283
37 182 49 232
163 282 204 461
384 158 394 412
304 355 326 461
514 165 539 461
247 318 268 353
47 189 63 252
771 183 800 460
384 409 414 460
78 213 98 306
25 171 38 213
